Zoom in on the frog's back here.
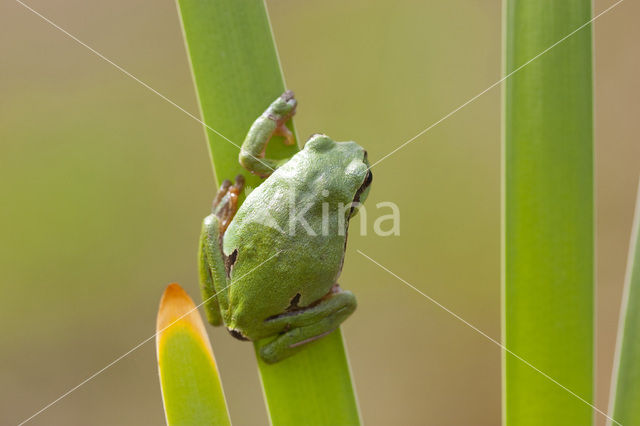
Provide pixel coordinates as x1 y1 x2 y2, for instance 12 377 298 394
222 170 346 329
222 138 368 337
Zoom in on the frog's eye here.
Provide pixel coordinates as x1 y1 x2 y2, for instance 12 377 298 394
364 169 373 187
353 170 372 205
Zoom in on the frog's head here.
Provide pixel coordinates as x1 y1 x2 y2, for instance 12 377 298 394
303 134 373 209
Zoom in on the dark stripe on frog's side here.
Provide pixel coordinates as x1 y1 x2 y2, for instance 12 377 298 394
224 248 238 278
227 327 250 341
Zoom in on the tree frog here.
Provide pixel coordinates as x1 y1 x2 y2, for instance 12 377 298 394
198 91 372 363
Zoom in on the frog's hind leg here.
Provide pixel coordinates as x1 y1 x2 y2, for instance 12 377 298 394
198 175 244 326
198 224 223 326
239 91 297 178
258 285 356 363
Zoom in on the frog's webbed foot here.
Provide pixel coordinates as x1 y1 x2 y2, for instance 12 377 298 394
258 285 356 363
212 174 244 233
239 91 297 178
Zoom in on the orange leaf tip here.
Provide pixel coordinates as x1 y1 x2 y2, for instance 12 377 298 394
156 283 213 357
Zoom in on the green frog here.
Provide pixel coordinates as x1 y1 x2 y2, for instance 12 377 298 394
198 91 372 363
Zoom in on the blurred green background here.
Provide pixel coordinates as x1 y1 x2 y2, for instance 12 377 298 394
1 0 638 424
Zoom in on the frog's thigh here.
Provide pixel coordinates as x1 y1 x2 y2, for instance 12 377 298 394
198 176 244 327
259 290 356 363
198 216 224 326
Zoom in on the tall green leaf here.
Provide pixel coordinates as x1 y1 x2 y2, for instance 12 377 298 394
156 283 231 426
502 1 593 425
175 1 360 424
255 331 360 425
176 0 298 187
609 183 640 425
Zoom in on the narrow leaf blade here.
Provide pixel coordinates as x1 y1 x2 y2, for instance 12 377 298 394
175 0 298 188
503 1 594 424
609 183 640 425
156 283 230 426
255 330 361 425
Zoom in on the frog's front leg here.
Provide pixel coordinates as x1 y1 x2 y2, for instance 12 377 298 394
198 175 244 326
239 90 297 178
258 286 357 363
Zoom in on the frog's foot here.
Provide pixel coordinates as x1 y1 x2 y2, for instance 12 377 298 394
270 90 297 146
212 174 244 233
212 179 232 208
259 286 356 363
272 90 297 121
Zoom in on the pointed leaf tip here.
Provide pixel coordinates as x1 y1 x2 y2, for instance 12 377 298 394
156 283 213 357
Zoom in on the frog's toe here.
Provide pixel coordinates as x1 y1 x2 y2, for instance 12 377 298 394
212 179 232 208
281 90 295 102
234 174 245 190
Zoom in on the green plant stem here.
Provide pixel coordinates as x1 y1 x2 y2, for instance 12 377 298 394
176 1 360 424
502 1 593 425
609 183 640 425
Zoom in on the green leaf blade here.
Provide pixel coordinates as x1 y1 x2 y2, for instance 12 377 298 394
502 1 594 424
175 1 361 423
156 283 231 426
255 330 361 426
609 184 640 425
176 0 298 187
